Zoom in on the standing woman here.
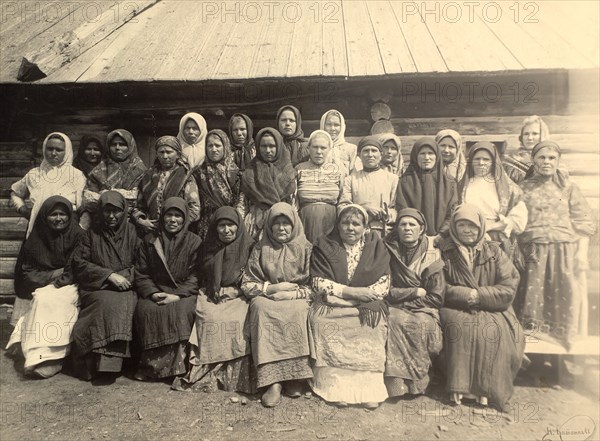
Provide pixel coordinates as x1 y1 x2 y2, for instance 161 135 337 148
133 197 202 381
440 204 524 410
379 133 404 177
228 113 256 171
309 205 391 409
517 141 596 349
173 206 256 393
339 136 398 236
195 129 244 239
73 135 104 178
71 191 141 380
84 129 147 214
133 136 200 234
320 109 358 175
276 105 309 167
383 209 445 397
6 196 85 378
503 115 550 184
435 129 465 183
241 128 297 239
241 203 313 407
396 137 457 241
177 112 208 169
296 130 345 243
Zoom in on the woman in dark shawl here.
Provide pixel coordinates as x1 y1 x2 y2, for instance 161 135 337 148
241 202 313 407
228 113 256 171
241 127 297 239
71 191 141 380
74 135 104 177
173 206 256 393
7 196 85 378
133 197 202 380
194 129 244 239
309 204 391 409
276 105 309 167
440 204 524 411
383 208 445 397
134 136 200 233
396 137 457 240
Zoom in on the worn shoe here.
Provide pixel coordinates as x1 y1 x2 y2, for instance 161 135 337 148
261 383 282 407
283 380 303 398
363 402 379 410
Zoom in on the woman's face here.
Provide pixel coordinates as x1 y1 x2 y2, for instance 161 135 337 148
521 123 541 150
360 145 382 169
455 219 480 245
83 141 102 165
533 147 560 176
109 135 129 162
324 114 341 139
183 119 201 144
102 204 124 230
438 136 457 165
163 208 185 234
46 205 70 232
338 212 366 246
308 135 330 166
217 219 238 244
382 140 399 166
417 146 437 170
472 149 493 178
156 146 178 170
259 134 277 163
271 214 293 243
231 118 247 145
206 134 225 162
45 138 66 167
278 110 297 136
397 216 423 245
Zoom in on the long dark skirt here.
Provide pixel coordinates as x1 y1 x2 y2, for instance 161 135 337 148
298 203 336 243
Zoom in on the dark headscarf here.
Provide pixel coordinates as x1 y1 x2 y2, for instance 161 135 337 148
449 203 486 249
228 113 256 170
241 127 297 209
396 137 456 235
159 197 194 274
74 135 104 177
97 190 130 238
199 206 254 301
276 105 308 166
357 135 384 172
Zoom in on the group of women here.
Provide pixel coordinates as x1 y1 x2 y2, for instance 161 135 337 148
6 109 596 413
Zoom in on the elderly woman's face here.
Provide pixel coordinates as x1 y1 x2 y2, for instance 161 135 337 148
46 206 70 232
360 145 381 169
163 208 185 234
308 134 330 166
382 140 399 166
438 136 457 164
417 146 436 170
156 145 178 170
206 134 225 162
397 216 423 244
183 119 201 144
83 141 102 165
109 135 129 162
217 219 238 244
271 215 293 243
259 134 277 163
324 114 341 139
231 118 247 145
102 204 124 230
45 138 66 167
278 110 297 136
455 219 479 245
338 212 366 246
533 147 560 177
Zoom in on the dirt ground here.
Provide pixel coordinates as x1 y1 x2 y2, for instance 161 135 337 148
1 305 598 441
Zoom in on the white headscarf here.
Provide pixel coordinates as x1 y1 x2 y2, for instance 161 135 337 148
177 112 208 168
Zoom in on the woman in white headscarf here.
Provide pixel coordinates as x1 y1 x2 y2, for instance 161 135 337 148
177 112 208 168
320 109 358 175
435 129 465 183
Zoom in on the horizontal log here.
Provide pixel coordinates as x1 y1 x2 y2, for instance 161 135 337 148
0 198 32 217
0 161 39 178
0 258 16 279
0 241 22 258
371 103 392 122
0 279 14 295
0 294 15 304
0 217 28 240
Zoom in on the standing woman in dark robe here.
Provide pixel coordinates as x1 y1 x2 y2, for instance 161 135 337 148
440 204 524 411
241 127 297 239
276 105 309 167
396 137 457 242
73 135 104 178
228 113 256 171
133 197 202 380
383 208 445 397
71 191 141 380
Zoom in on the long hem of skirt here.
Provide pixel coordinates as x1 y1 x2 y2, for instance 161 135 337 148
310 366 388 404
384 375 429 397
172 355 257 394
135 341 188 379
256 356 313 389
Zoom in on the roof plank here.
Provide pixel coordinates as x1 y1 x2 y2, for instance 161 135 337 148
287 1 323 77
321 0 348 77
250 10 296 79
342 1 385 77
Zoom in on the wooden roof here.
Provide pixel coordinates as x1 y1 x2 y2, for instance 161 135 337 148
1 0 598 83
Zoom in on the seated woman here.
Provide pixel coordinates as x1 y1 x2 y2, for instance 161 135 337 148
383 208 445 397
503 115 550 184
339 136 398 236
195 129 244 239
177 112 208 169
296 130 345 243
241 202 313 407
241 128 297 239
435 129 465 183
379 133 404 177
396 137 457 241
133 197 202 380
84 129 147 215
134 136 200 234
73 135 104 178
320 109 358 174
173 206 256 393
440 204 524 411
309 205 391 409
71 191 141 380
276 105 309 167
229 113 256 170
6 196 85 378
